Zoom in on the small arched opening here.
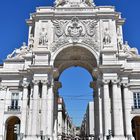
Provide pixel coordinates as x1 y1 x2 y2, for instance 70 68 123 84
132 116 140 140
5 116 20 140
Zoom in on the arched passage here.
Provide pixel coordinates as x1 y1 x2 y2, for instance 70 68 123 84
132 116 140 140
5 116 20 140
53 46 97 139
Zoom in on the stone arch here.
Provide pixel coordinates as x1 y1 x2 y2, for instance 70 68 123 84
131 116 140 140
52 43 99 77
5 116 20 140
52 44 97 139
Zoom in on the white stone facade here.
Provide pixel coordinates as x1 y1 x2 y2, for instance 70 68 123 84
0 0 140 140
81 101 94 140
57 97 75 140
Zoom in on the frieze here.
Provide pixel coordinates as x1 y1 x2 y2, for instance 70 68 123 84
82 37 99 52
52 20 67 37
51 17 99 52
51 38 69 52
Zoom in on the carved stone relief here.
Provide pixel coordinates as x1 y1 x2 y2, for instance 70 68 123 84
55 0 94 7
65 17 85 42
51 17 99 52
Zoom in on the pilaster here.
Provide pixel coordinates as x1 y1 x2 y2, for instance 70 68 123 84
31 80 40 136
20 80 29 137
47 82 54 140
112 79 124 137
122 83 133 138
40 80 48 138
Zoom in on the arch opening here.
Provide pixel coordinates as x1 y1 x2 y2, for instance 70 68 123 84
54 46 97 139
57 66 94 139
5 116 20 140
132 116 140 140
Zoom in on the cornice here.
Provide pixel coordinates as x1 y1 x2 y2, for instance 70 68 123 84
28 65 53 74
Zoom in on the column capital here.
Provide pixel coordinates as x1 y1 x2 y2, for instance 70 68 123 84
102 79 110 84
53 81 62 92
111 79 120 84
122 83 129 88
90 81 97 89
41 80 48 85
22 82 29 88
0 85 7 91
32 80 40 85
92 68 99 79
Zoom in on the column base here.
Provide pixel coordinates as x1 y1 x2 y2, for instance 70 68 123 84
0 135 3 140
94 135 103 140
102 136 134 140
22 136 42 140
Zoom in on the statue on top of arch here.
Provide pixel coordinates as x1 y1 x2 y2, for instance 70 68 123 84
122 41 139 57
7 42 32 59
55 0 94 7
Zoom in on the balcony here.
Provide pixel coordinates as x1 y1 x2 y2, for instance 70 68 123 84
131 106 140 114
5 106 21 114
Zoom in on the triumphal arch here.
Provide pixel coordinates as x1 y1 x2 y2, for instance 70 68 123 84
0 0 140 140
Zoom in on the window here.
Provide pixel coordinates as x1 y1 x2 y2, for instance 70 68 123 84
133 92 140 109
11 93 19 109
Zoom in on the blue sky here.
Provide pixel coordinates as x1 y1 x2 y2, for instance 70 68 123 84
0 0 140 126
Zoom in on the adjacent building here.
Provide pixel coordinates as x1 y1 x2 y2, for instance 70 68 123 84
81 101 94 140
57 97 75 140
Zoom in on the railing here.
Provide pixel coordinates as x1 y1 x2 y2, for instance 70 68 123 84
8 106 20 112
131 106 140 114
132 106 140 110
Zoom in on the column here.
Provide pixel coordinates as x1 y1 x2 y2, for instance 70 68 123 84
90 81 99 138
47 84 54 140
112 80 124 136
27 87 33 137
123 83 133 137
0 86 7 139
102 79 111 137
20 80 29 136
98 86 103 138
58 110 63 139
41 80 48 137
31 80 39 136
53 92 58 140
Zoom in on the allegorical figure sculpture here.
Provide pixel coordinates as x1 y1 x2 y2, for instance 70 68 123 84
103 28 111 45
123 41 139 56
7 42 28 59
39 28 48 45
29 34 34 49
85 0 93 6
55 0 93 7
55 0 67 7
